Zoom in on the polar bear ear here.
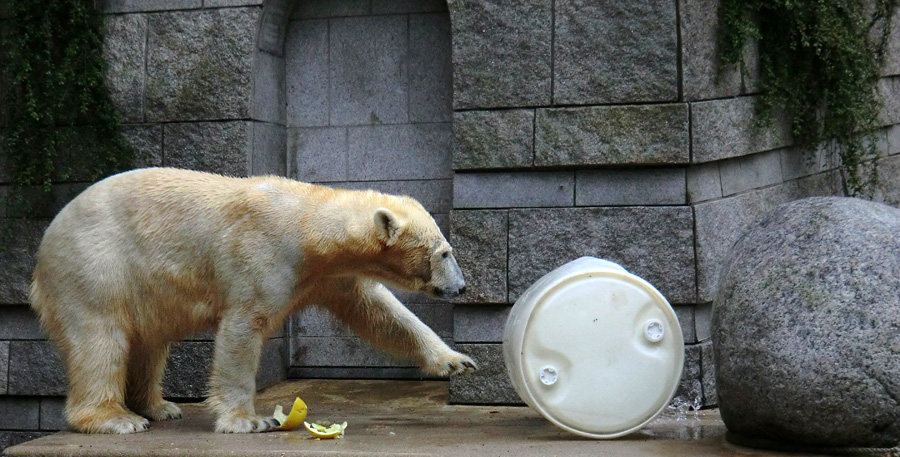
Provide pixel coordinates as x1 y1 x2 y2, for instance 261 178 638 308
374 207 401 245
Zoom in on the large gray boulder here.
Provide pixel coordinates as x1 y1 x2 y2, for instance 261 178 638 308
713 197 900 449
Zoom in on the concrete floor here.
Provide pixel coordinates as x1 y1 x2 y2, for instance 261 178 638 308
4 379 826 457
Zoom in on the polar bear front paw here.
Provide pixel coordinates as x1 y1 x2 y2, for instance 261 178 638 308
424 351 478 376
215 415 280 433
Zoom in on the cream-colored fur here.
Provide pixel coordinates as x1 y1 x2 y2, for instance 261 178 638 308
30 167 475 434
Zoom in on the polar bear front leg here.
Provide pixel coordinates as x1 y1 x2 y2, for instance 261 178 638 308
320 279 478 376
207 312 280 433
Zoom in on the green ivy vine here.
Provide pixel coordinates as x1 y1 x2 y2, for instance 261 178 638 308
0 0 134 215
719 0 899 196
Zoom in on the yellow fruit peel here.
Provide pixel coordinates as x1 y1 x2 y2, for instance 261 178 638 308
272 397 308 431
304 420 348 439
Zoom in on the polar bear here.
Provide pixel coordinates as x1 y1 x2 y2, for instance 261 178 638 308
30 167 476 434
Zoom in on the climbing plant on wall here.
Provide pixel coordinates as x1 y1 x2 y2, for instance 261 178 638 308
0 0 134 213
719 0 899 196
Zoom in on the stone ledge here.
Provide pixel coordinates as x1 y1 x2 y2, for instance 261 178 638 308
453 172 574 209
575 168 686 206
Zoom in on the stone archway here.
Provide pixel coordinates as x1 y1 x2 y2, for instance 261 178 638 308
254 0 455 379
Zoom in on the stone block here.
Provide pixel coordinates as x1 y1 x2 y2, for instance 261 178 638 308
0 306 42 340
695 303 712 342
408 303 454 339
452 110 534 170
409 13 452 123
674 305 696 344
508 207 696 304
791 170 843 200
292 0 369 19
453 172 574 209
878 77 900 126
329 15 408 125
162 341 212 398
575 168 686 206
700 340 717 406
448 344 521 404
453 306 510 343
288 127 348 182
694 185 794 303
252 51 285 125
882 8 900 76
742 39 761 94
672 344 702 409
686 162 723 203
719 149 784 196
291 337 417 367
39 398 66 431
103 0 201 13
691 96 792 162
146 8 256 122
164 121 251 176
7 341 66 396
347 124 453 180
0 219 48 305
554 0 677 104
371 0 447 14
889 124 900 155
0 341 8 394
252 122 286 176
122 124 163 168
324 179 452 214
679 0 742 101
103 14 147 123
779 144 840 181
534 104 689 166
448 0 552 108
257 338 286 391
0 397 39 430
449 211 508 305
285 19 328 127
3 183 89 219
871 153 900 207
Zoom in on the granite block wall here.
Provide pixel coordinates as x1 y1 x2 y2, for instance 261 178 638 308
445 0 900 407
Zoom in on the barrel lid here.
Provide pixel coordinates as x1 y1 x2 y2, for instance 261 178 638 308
514 258 683 438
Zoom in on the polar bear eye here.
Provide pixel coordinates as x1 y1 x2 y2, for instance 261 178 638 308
441 251 449 259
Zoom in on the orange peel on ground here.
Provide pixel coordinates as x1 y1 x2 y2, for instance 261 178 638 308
272 397 308 431
303 420 348 439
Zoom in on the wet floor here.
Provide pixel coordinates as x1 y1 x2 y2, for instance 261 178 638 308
4 379 831 457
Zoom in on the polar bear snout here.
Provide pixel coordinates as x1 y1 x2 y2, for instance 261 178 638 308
433 284 466 299
428 250 466 299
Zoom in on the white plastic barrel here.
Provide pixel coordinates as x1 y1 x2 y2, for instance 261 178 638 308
502 257 684 439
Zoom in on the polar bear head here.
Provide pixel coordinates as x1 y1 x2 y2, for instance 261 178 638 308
370 199 466 300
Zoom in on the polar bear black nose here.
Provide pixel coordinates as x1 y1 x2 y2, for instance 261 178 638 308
459 286 467 295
